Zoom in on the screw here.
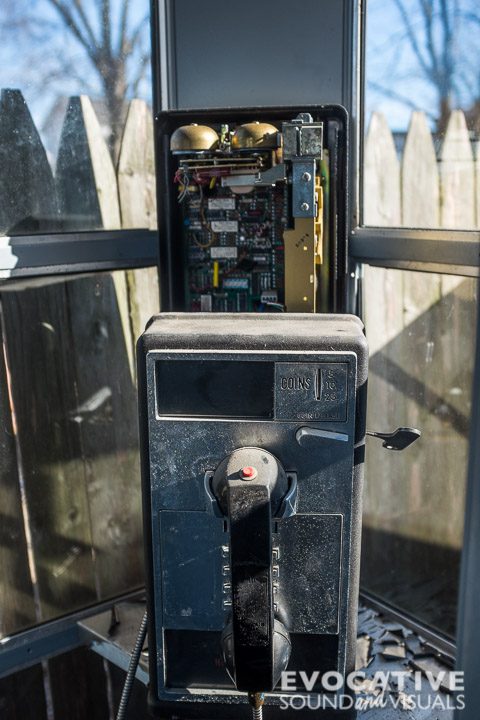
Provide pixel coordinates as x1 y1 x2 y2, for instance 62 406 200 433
300 202 310 211
302 172 311 182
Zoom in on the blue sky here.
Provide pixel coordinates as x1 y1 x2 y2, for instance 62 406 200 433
366 0 479 130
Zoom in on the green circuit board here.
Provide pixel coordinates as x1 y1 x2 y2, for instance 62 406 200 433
181 183 288 312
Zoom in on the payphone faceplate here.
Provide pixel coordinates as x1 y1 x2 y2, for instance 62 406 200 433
138 313 367 718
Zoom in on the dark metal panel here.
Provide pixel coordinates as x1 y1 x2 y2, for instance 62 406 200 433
48 647 112 720
277 514 343 634
455 277 480 719
159 512 225 630
77 603 149 685
157 0 357 113
0 664 48 720
350 226 480 275
0 230 158 279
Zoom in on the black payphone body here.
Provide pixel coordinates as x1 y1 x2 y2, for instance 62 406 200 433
138 312 368 718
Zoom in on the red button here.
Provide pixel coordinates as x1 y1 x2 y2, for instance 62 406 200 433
241 466 257 479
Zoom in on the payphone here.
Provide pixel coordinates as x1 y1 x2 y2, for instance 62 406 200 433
134 4 422 717
138 312 368 718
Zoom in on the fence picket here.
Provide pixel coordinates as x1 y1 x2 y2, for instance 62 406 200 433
117 99 160 326
401 112 443 326
0 89 58 235
363 112 403 360
1 283 98 621
56 95 121 230
439 110 475 230
117 99 157 231
0 304 37 637
65 273 144 599
402 111 439 228
364 112 401 226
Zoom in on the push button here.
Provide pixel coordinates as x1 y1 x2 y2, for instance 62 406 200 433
240 466 257 480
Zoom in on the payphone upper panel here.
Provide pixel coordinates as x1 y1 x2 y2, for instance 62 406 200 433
151 1 362 317
153 0 358 114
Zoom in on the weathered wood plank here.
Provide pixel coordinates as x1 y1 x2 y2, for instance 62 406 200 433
364 272 474 551
0 301 36 637
49 647 111 720
363 266 405 357
117 99 157 230
363 113 403 358
56 96 121 231
363 112 403 369
399 115 446 326
364 111 401 226
126 267 160 341
401 111 439 228
0 89 58 235
66 273 144 598
1 282 97 620
117 99 160 326
0 664 47 720
439 110 475 229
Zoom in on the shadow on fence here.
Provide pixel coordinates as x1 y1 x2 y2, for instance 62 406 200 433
362 109 478 634
0 89 159 643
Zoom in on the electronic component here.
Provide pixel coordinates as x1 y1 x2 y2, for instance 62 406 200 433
169 112 334 313
156 106 349 314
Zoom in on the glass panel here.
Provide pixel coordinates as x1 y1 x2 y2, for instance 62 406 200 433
0 1 155 235
364 0 480 231
362 267 476 637
0 268 159 637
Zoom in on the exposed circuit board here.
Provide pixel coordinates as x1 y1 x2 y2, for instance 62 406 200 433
170 116 327 313
182 184 287 312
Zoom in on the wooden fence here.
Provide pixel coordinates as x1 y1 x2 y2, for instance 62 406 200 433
362 109 477 629
364 109 480 229
361 109 478 633
0 89 159 718
0 90 159 634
